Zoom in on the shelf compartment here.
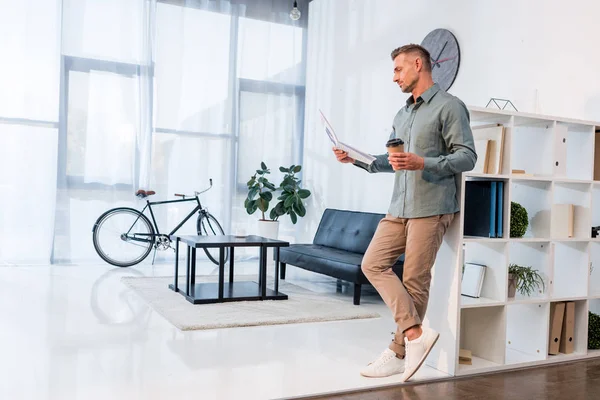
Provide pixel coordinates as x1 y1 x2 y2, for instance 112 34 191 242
548 300 588 358
551 182 591 239
461 242 507 307
590 243 600 297
552 242 589 299
508 241 550 301
592 186 600 236
505 302 549 364
510 180 552 238
511 119 554 177
459 306 505 371
555 122 594 180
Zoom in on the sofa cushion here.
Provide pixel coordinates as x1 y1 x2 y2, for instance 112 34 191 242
313 209 384 254
279 244 403 284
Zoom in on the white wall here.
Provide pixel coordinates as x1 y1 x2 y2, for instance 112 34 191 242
297 0 600 242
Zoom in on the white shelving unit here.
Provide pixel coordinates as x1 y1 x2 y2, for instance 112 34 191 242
424 106 600 378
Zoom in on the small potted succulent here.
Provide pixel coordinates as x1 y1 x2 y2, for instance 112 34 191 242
508 263 545 298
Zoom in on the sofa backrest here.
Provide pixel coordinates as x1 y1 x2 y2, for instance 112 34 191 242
313 208 384 254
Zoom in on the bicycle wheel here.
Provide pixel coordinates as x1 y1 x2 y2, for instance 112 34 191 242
93 207 155 267
196 212 229 265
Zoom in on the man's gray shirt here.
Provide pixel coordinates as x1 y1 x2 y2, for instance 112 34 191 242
354 83 477 218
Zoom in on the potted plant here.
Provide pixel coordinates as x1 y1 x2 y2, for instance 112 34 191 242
245 162 278 238
245 162 311 239
510 201 528 238
508 263 545 298
269 164 311 225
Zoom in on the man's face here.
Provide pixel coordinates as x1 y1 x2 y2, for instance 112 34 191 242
393 53 419 93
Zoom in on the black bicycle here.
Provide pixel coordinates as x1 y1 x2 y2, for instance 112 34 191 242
92 179 228 267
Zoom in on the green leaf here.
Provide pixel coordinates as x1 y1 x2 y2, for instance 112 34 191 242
283 185 295 193
261 161 267 171
269 208 278 220
298 189 311 199
274 201 285 216
248 186 259 200
246 200 258 215
289 165 296 172
295 200 306 217
284 195 295 208
279 166 289 173
259 191 273 202
257 197 268 212
256 170 264 175
289 210 297 224
247 177 256 187
264 182 277 191
277 193 289 201
293 165 301 173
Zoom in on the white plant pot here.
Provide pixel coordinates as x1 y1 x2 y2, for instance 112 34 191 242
257 219 279 239
257 220 279 269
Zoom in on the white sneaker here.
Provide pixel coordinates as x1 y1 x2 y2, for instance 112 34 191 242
401 327 440 382
360 348 405 378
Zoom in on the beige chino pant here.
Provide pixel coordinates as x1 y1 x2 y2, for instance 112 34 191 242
361 213 455 356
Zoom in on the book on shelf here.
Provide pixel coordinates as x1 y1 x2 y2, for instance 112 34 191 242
549 302 565 355
461 263 487 298
319 110 375 165
551 203 574 238
463 180 504 238
560 301 575 354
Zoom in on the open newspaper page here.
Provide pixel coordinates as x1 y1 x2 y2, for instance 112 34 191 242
319 110 375 165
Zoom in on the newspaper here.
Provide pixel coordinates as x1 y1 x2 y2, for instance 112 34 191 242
319 110 376 165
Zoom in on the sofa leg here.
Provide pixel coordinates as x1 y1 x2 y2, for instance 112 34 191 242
353 284 361 305
280 263 286 280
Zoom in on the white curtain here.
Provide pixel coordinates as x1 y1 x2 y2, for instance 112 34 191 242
0 0 306 265
0 0 61 264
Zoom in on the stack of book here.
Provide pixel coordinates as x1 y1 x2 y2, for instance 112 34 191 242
463 180 505 238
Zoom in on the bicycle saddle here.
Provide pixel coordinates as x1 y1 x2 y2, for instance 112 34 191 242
136 189 156 198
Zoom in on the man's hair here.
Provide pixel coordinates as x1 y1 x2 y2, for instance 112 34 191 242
390 44 432 72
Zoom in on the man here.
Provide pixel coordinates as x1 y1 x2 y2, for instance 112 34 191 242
333 44 476 382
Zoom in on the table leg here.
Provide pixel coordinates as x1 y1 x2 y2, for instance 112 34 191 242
219 247 225 300
186 246 191 295
258 246 263 288
229 246 234 283
260 245 267 298
174 238 179 292
190 247 196 294
275 247 280 294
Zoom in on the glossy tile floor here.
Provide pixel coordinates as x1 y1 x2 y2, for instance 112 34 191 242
0 259 448 400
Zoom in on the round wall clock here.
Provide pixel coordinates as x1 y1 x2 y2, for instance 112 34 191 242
420 29 460 91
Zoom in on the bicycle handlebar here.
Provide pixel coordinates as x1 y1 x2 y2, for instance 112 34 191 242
174 178 213 198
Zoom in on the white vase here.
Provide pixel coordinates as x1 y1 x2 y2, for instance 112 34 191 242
257 219 279 240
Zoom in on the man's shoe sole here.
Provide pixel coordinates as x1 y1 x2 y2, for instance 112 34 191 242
401 332 439 383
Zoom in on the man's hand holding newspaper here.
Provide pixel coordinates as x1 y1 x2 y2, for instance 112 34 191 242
320 110 375 165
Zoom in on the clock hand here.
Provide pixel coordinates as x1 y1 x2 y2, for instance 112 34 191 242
432 56 457 67
432 41 448 63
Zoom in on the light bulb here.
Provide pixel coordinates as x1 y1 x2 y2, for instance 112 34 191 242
290 1 301 20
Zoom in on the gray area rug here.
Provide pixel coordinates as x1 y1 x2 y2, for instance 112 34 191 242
121 275 380 330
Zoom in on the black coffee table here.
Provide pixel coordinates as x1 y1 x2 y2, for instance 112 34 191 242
168 234 289 304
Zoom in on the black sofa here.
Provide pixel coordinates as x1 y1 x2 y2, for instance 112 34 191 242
277 208 404 305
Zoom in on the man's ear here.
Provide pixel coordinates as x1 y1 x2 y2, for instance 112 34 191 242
414 56 423 72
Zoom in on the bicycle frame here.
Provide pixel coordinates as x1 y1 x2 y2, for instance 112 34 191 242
126 196 207 244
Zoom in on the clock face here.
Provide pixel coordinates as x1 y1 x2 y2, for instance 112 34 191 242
421 29 460 91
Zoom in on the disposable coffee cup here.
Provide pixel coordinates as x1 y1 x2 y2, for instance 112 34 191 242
386 138 404 153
